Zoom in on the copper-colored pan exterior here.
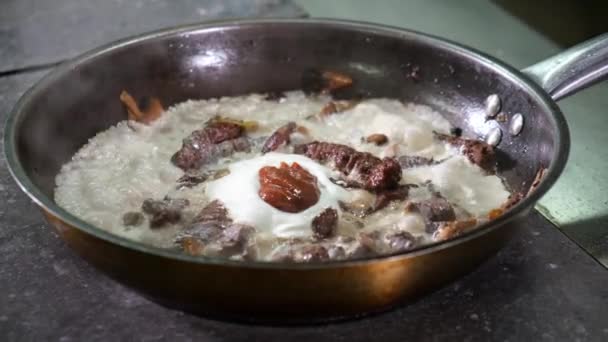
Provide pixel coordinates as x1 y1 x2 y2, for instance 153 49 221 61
44 209 523 321
9 19 598 321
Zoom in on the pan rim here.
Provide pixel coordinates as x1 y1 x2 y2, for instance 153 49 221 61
3 17 570 270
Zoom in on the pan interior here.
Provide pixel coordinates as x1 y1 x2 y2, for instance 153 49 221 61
9 20 562 261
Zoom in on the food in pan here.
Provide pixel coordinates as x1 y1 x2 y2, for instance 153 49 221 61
54 72 529 262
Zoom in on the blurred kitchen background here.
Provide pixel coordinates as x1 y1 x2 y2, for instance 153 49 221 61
494 0 607 47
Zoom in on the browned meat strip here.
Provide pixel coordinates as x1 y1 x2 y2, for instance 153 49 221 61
528 167 546 195
311 208 338 239
348 233 379 258
435 132 495 172
171 121 248 171
412 196 456 222
492 167 546 216
194 200 230 223
367 158 402 191
141 197 189 228
373 185 409 211
397 155 436 169
176 169 230 189
261 122 297 153
272 244 331 263
501 192 524 211
300 245 330 262
294 141 402 192
357 230 420 255
319 100 358 116
383 231 418 252
206 224 256 259
176 200 257 259
176 173 208 189
302 69 353 94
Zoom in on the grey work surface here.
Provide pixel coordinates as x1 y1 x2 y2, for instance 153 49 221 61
0 0 306 73
1 0 608 341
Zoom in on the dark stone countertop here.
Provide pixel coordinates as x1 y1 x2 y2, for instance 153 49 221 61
1 1 608 341
0 0 306 73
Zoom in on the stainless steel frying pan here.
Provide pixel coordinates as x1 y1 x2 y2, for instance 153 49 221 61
4 19 607 322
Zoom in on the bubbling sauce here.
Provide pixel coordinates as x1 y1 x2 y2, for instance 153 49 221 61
54 91 511 262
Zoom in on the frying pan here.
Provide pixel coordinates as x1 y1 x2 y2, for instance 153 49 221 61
4 19 607 322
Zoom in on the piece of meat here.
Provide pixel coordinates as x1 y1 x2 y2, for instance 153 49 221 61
176 173 208 189
258 162 320 213
176 169 230 189
178 223 224 251
176 200 257 259
194 200 230 223
501 192 524 211
528 167 546 195
346 241 376 259
173 135 250 171
294 141 402 192
357 230 420 255
435 132 496 172
411 196 457 222
261 122 297 153
365 133 389 146
298 245 330 262
397 155 436 169
367 158 402 192
211 116 259 133
301 69 353 94
122 212 144 226
178 223 256 259
171 121 249 171
494 167 546 215
311 208 338 239
488 208 504 220
319 100 358 116
177 200 231 245
120 90 164 124
268 242 331 262
208 224 257 258
373 185 410 211
383 231 419 252
141 197 189 228
433 219 478 241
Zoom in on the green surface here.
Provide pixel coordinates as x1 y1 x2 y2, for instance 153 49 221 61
297 0 608 265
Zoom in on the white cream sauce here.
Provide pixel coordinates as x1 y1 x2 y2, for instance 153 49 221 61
206 153 351 238
54 91 510 250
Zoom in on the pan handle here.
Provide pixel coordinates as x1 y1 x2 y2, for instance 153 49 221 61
522 33 608 101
